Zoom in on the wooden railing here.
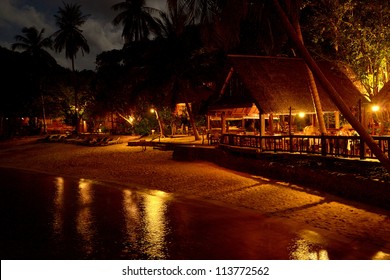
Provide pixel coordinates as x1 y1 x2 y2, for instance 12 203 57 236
220 134 390 159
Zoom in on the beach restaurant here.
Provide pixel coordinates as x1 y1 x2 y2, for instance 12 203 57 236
204 55 390 159
207 55 368 136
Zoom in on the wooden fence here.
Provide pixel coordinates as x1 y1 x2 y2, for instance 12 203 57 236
220 134 390 159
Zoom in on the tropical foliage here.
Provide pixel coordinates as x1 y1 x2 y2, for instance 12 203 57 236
52 2 90 133
2 0 390 139
301 0 390 99
11 27 56 67
112 0 160 44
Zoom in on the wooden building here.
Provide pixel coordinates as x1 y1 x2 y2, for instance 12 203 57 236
207 55 367 136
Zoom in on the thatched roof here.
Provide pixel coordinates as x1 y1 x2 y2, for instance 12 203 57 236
219 55 365 115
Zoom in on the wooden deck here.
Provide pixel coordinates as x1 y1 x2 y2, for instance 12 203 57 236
219 134 390 159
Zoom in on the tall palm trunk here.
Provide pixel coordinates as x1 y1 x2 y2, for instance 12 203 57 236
293 21 327 134
41 93 47 134
272 0 390 172
38 77 47 134
71 56 80 134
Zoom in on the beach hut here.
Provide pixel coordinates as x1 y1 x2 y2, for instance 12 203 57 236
207 55 367 136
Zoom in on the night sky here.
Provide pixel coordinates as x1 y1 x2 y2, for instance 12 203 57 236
0 0 167 70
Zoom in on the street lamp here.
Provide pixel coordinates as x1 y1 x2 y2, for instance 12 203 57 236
150 108 164 138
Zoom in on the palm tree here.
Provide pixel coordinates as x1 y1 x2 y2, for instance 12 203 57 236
150 2 205 140
52 2 90 133
52 2 90 71
12 26 56 134
154 0 190 40
112 0 159 44
177 0 220 24
12 27 55 64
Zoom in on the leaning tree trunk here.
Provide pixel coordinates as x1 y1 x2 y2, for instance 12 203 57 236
273 0 390 172
185 101 201 141
156 112 164 138
294 20 327 134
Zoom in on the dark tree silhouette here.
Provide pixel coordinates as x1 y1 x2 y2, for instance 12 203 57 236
12 26 55 66
52 2 90 133
12 26 57 133
112 0 159 44
52 2 90 71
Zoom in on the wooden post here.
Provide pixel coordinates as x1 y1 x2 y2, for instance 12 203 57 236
221 112 226 134
269 113 274 134
260 113 265 136
289 107 292 135
360 137 365 159
321 133 327 156
289 107 293 152
335 111 340 129
260 113 265 149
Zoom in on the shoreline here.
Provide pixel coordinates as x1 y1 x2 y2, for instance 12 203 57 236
1 136 390 254
173 145 390 210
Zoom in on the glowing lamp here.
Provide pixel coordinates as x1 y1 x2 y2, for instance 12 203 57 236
372 105 380 112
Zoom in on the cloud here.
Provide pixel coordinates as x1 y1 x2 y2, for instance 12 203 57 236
147 0 167 11
74 18 122 70
0 0 54 60
0 0 53 32
0 0 55 62
84 18 123 53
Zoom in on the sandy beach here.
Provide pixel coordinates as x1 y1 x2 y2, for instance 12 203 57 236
0 135 389 258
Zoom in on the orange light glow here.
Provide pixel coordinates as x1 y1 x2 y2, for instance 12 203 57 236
372 105 380 112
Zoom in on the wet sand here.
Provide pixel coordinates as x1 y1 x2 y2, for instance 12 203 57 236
0 136 389 258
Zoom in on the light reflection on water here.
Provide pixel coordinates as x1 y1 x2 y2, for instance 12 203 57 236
122 189 141 252
53 177 64 235
76 179 95 256
122 189 171 259
141 191 170 259
50 176 172 259
47 177 364 260
2 167 383 260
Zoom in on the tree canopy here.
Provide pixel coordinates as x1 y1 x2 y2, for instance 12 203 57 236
3 0 390 139
112 0 160 44
301 0 390 99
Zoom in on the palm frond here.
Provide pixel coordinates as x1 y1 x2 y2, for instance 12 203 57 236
52 2 90 68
